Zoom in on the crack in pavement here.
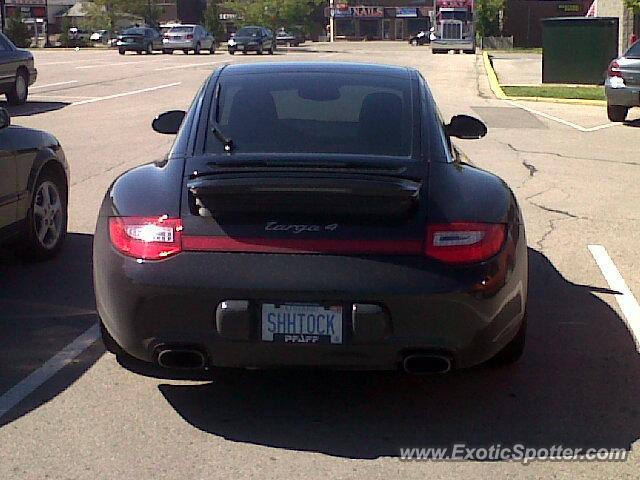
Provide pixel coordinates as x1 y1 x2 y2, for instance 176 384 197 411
505 143 639 168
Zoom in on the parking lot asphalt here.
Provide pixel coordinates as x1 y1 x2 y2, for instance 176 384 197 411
1 43 639 479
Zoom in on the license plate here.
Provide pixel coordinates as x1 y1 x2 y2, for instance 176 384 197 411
262 304 343 344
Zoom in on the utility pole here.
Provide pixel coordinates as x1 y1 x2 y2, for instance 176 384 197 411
45 0 51 47
0 0 5 32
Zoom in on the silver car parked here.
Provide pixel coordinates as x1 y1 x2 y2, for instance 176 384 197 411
605 41 640 122
162 25 216 55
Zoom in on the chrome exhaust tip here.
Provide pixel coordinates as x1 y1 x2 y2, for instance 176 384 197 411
156 348 206 370
402 354 452 375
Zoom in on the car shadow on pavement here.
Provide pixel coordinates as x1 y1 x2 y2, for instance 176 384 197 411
159 248 640 460
1 101 71 117
0 233 102 427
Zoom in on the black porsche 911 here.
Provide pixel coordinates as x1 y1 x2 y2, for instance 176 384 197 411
0 108 69 259
94 62 528 375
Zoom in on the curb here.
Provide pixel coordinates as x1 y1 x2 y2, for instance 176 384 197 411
481 51 607 107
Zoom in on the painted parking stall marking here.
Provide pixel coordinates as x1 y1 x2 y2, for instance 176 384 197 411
0 324 99 420
70 82 181 106
589 244 640 352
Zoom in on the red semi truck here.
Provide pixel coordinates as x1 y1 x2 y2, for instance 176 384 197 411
431 0 476 54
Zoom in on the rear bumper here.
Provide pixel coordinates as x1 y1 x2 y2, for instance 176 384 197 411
229 43 262 53
117 43 146 51
605 84 640 107
431 39 474 51
163 41 196 50
94 222 527 372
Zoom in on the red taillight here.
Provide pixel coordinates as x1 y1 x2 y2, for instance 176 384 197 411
425 223 506 265
186 34 194 40
109 216 183 260
608 60 622 78
163 34 170 39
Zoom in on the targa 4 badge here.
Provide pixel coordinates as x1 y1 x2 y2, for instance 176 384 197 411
265 222 339 234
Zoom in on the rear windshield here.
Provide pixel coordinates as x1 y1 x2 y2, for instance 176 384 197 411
208 72 413 156
169 26 195 33
626 42 640 58
237 27 261 37
123 28 146 35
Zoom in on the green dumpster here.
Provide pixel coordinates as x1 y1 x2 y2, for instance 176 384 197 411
542 17 619 84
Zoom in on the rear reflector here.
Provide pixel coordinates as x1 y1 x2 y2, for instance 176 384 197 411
109 216 183 260
182 236 423 255
425 223 506 264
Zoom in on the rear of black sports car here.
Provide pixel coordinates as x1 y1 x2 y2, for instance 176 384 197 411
93 63 527 375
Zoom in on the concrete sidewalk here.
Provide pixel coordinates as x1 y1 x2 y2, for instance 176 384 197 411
491 53 542 85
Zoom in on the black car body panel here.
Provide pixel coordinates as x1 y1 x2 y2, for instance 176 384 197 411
94 62 528 373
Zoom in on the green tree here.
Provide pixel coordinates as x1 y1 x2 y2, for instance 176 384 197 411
625 0 640 12
90 0 164 32
6 11 31 48
204 2 222 36
224 0 324 35
476 0 505 38
59 17 72 47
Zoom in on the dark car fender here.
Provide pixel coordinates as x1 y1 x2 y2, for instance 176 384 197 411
100 158 185 219
4 125 69 219
427 160 528 313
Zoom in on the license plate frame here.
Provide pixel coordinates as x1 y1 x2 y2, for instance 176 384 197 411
261 303 343 345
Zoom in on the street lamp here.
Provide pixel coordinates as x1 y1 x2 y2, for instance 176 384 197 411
0 0 5 32
329 0 334 42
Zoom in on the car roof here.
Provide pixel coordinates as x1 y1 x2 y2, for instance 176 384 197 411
220 62 414 79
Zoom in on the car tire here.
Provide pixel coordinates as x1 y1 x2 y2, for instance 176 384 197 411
183 49 190 54
119 48 126 55
607 105 629 122
242 50 248 55
146 42 153 54
269 45 274 55
6 70 28 105
210 43 216 54
20 168 68 261
162 49 172 54
195 42 201 55
464 49 475 54
488 313 527 367
229 50 235 55
257 44 264 55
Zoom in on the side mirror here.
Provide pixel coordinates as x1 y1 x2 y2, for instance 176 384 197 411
152 110 186 135
0 108 10 130
445 115 487 140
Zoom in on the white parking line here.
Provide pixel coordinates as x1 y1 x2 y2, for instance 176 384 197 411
0 324 99 420
588 244 640 352
76 59 169 69
30 80 79 90
506 100 619 133
155 61 224 71
69 82 181 106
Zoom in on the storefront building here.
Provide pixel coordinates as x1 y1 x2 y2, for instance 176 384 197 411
327 1 435 41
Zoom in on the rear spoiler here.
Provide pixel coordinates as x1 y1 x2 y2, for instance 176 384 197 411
187 174 421 217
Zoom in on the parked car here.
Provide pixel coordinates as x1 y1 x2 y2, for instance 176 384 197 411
275 27 305 47
0 108 68 259
117 27 163 55
162 25 216 55
228 26 275 55
69 28 91 42
605 41 640 122
94 62 528 376
90 30 110 44
0 32 37 105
